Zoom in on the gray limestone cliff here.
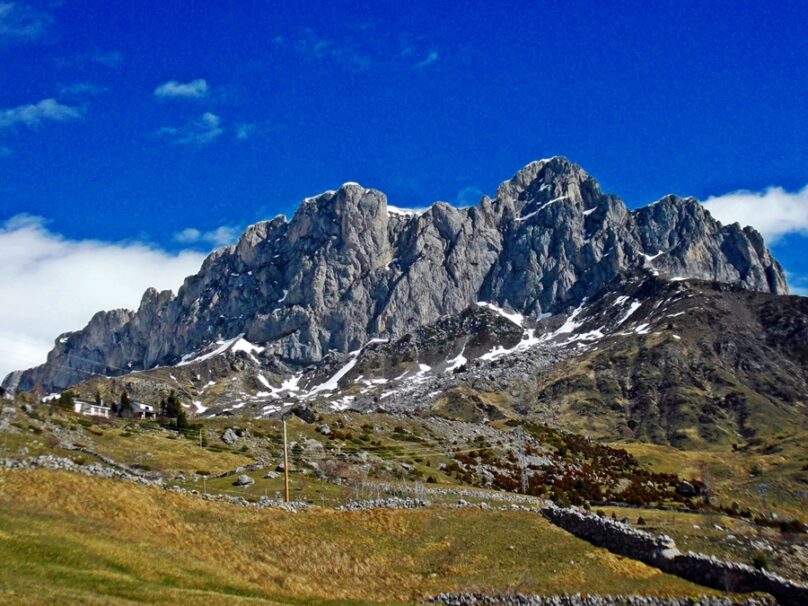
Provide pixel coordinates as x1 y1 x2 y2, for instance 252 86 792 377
4 157 788 393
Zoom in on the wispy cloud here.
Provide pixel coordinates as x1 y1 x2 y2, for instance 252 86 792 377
91 49 122 68
173 225 240 247
456 186 484 206
702 184 808 242
0 2 52 44
59 82 107 96
235 122 256 140
413 50 439 69
154 78 208 99
277 28 372 72
0 215 206 379
0 98 82 130
56 49 123 70
157 112 223 146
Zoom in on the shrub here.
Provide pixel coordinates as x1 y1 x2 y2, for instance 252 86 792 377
780 519 807 534
751 552 769 570
637 516 646 525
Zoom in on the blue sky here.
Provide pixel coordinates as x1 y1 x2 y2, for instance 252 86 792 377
1 0 807 376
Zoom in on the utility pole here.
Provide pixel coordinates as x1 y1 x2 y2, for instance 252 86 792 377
199 427 203 448
282 415 290 503
515 426 529 494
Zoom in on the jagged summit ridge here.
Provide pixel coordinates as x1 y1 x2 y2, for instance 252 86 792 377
4 157 787 393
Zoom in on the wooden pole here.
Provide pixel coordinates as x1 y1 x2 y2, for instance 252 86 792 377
283 416 290 503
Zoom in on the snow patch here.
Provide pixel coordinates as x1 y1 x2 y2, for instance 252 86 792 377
388 205 426 216
306 349 362 396
230 337 265 363
177 334 245 366
615 300 643 327
482 329 542 361
445 347 467 373
477 301 525 326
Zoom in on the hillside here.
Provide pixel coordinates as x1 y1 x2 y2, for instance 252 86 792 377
0 402 806 604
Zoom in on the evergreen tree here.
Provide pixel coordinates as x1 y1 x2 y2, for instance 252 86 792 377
160 391 188 429
58 390 76 410
119 391 132 417
164 392 182 417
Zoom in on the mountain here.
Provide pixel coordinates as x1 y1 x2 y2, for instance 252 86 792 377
3 157 788 401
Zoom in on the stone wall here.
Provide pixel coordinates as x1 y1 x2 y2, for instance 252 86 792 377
542 504 808 606
428 593 774 606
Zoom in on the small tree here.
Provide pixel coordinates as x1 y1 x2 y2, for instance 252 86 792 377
94 389 102 406
58 390 76 410
161 391 188 430
119 391 132 417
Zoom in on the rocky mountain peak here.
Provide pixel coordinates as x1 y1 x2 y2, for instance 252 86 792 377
496 156 600 208
3 159 790 394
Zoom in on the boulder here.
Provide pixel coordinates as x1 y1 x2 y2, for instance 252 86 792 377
233 474 254 486
221 427 239 445
676 480 696 496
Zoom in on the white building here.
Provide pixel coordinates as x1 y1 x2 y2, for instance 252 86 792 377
132 401 156 419
73 399 111 418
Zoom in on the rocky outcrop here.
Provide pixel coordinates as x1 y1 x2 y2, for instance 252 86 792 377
5 157 788 393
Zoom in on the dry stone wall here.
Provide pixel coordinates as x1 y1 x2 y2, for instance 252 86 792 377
541 504 808 606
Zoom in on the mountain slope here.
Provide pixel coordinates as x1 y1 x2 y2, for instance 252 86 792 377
4 157 787 394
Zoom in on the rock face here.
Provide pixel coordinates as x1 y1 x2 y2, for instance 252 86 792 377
4 157 788 393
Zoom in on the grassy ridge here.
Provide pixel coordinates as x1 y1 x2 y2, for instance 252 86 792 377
0 470 713 605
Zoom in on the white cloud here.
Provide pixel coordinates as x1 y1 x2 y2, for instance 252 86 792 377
235 122 256 140
174 225 239 247
414 50 439 69
154 78 208 99
0 2 52 43
157 112 223 146
0 98 83 130
702 185 808 243
0 215 207 380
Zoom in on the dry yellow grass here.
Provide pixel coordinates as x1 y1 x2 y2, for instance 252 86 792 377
0 470 716 605
88 426 253 475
